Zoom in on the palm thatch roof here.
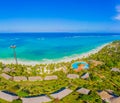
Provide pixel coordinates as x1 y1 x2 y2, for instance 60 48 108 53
109 97 120 103
67 74 79 79
50 88 73 100
21 95 51 103
81 73 89 79
0 91 19 102
97 91 113 102
13 76 27 81
76 88 90 95
28 76 43 81
44 75 58 80
0 73 12 80
3 67 11 73
111 68 120 72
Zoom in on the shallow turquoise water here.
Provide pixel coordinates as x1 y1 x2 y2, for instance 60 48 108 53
0 33 120 61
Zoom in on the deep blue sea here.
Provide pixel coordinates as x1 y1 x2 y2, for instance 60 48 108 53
0 33 120 63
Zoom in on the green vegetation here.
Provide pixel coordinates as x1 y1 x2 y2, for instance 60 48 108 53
0 40 120 103
0 99 10 103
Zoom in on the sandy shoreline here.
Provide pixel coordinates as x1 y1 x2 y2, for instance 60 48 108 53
0 42 110 66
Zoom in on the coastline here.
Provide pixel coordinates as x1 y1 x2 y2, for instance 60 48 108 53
0 42 111 66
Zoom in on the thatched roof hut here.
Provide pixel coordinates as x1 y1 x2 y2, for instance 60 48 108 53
97 91 113 102
0 73 12 80
109 97 120 103
28 76 43 81
3 67 11 73
111 68 120 72
21 95 51 103
67 74 79 79
44 75 58 80
81 73 89 79
50 88 73 100
76 88 90 95
0 91 19 102
13 76 27 81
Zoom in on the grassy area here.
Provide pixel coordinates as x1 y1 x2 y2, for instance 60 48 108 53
0 99 10 103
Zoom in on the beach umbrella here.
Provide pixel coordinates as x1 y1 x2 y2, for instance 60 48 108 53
72 62 89 72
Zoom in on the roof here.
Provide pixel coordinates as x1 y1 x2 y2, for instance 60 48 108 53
76 88 90 95
13 76 27 81
21 95 51 103
50 88 73 100
105 89 114 94
97 91 113 100
81 73 89 79
0 73 12 80
0 91 19 102
3 67 11 73
109 97 120 103
67 74 79 79
111 68 120 72
44 75 58 80
28 76 43 81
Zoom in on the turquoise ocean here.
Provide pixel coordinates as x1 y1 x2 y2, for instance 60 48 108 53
0 33 120 63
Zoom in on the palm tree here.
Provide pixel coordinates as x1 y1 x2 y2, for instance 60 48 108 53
10 45 18 65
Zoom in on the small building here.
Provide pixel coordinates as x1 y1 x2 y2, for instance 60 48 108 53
28 76 43 81
76 88 90 95
44 75 58 80
2 67 11 73
67 74 79 79
50 88 73 100
109 97 120 103
13 76 27 81
81 73 89 79
111 68 120 72
97 91 113 102
21 95 51 103
105 89 114 94
0 91 19 102
0 73 12 80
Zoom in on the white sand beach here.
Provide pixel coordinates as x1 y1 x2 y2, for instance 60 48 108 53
0 42 110 66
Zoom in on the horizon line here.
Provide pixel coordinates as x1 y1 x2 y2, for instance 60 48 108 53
0 32 120 34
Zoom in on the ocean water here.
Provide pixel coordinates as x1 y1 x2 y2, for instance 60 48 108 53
0 33 120 62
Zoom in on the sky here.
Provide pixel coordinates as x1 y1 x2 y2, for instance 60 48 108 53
0 0 120 33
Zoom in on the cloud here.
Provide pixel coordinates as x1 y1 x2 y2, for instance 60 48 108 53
114 14 120 20
114 5 120 21
116 5 120 12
